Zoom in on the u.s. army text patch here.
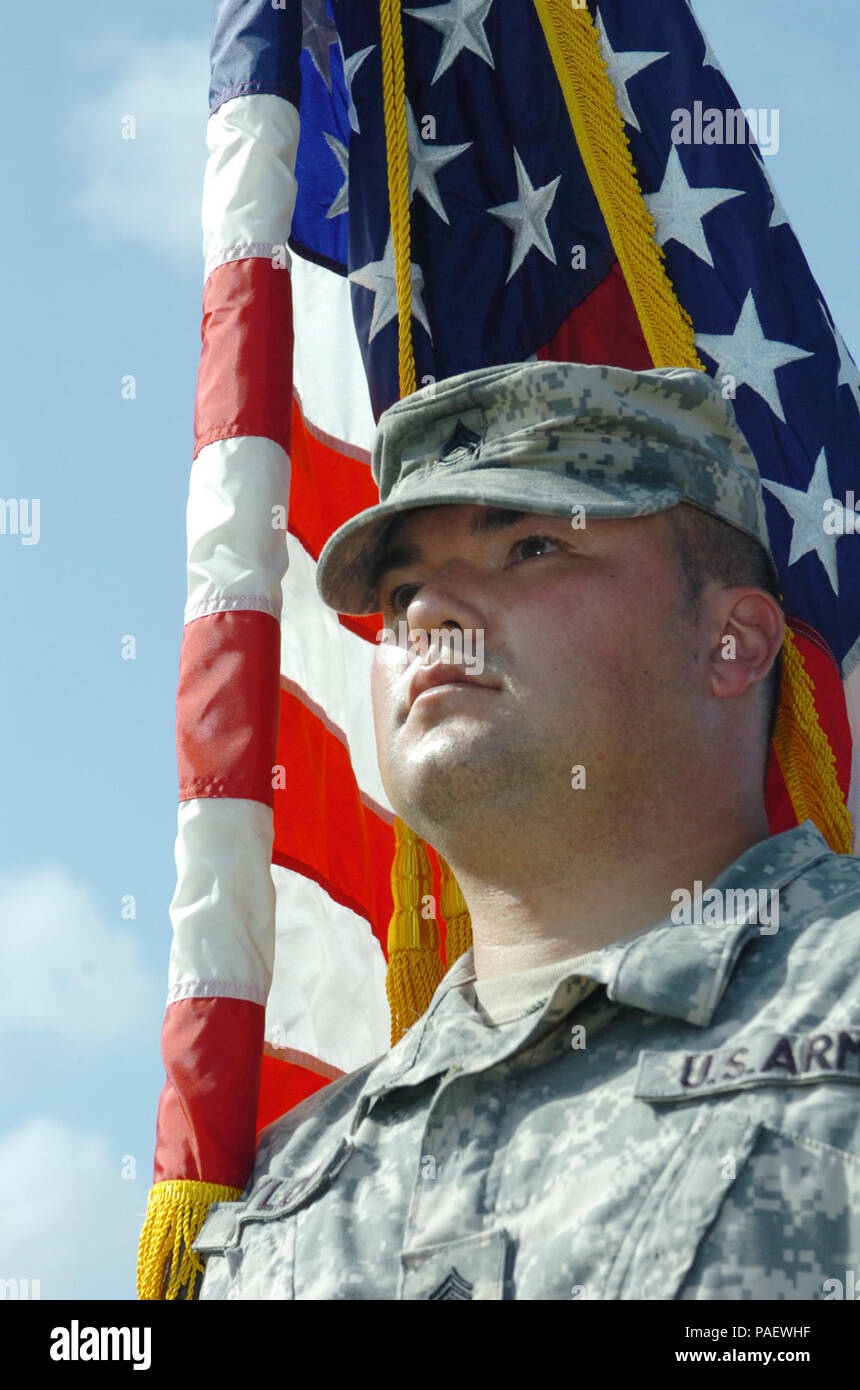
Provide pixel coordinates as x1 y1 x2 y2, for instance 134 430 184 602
634 1029 860 1101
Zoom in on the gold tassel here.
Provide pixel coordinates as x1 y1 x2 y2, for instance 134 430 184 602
137 1178 242 1300
774 629 853 854
439 852 473 967
385 817 445 1047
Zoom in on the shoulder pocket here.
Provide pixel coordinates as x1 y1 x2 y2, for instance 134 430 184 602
195 1134 355 1254
193 1136 355 1300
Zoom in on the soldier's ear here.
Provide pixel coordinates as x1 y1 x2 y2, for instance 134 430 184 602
706 588 784 701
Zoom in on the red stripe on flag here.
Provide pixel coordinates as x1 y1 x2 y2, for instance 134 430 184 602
178 610 281 804
154 996 265 1187
537 260 651 369
288 398 378 558
337 609 384 644
257 1053 336 1132
288 398 383 642
194 257 294 458
273 683 395 944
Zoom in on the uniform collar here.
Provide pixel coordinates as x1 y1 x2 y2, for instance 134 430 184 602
358 820 833 1107
599 817 832 1026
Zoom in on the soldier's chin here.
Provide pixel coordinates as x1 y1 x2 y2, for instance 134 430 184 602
393 743 522 837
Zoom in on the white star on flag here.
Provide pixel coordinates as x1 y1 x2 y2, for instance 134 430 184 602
762 449 850 595
302 0 339 92
643 146 743 267
695 289 813 424
487 148 561 283
404 0 496 85
349 226 433 343
594 9 668 132
341 43 374 134
405 98 472 224
324 133 349 218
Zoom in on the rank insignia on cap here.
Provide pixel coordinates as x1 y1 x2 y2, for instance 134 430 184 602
437 419 483 468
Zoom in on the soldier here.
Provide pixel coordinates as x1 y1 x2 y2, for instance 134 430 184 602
193 360 860 1300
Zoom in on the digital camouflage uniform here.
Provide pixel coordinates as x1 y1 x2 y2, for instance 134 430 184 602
195 818 860 1299
193 362 859 1299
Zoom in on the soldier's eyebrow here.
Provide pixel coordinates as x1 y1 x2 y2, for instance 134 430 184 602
374 508 530 587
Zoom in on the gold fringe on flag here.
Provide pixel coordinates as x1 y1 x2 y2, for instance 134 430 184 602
774 630 853 853
386 818 445 1046
137 1177 243 1301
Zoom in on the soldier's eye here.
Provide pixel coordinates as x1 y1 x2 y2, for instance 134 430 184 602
386 583 420 617
506 534 560 565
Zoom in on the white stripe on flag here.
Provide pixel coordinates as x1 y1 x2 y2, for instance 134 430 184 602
291 250 377 453
267 864 390 1073
186 436 291 623
168 797 275 1004
202 93 301 279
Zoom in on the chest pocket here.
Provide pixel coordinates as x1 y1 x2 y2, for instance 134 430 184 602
605 1032 860 1300
604 1104 761 1299
193 1136 355 1301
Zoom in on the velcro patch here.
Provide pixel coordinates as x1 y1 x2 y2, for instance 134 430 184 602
634 1029 860 1101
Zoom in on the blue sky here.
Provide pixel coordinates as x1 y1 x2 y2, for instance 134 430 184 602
1 0 858 1299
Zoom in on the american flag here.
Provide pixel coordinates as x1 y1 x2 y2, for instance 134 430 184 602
140 0 858 1297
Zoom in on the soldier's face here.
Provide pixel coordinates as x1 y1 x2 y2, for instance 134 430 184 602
369 502 697 837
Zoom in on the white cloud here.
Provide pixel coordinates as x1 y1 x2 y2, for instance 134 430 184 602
63 34 210 263
0 865 162 1046
0 1116 139 1298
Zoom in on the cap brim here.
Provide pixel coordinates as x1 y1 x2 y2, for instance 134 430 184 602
315 469 685 615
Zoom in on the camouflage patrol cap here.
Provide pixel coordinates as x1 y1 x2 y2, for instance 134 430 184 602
315 360 774 615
